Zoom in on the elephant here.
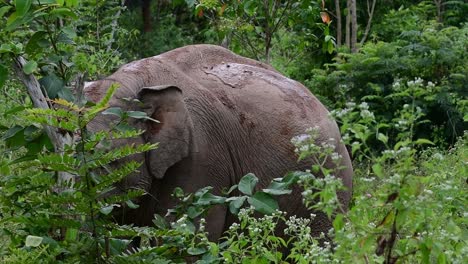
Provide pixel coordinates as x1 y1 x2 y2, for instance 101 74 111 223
84 44 353 241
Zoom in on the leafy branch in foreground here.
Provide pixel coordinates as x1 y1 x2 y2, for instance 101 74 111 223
0 85 157 263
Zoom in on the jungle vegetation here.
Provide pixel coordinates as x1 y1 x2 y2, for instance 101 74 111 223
0 0 466 263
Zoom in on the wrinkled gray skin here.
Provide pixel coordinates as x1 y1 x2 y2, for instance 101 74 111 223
85 44 353 240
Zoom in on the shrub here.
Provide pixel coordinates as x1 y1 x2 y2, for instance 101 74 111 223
307 23 467 148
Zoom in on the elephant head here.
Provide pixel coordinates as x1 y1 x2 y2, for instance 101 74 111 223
85 82 195 198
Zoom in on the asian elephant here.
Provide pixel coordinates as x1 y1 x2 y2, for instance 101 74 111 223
84 44 353 240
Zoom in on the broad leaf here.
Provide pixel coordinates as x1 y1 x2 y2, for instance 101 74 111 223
188 246 207 255
102 107 123 117
238 173 258 195
247 192 278 215
127 111 159 122
125 200 139 209
100 205 115 215
196 192 226 205
23 60 37 74
228 196 247 214
152 214 168 229
25 31 48 54
39 74 65 99
65 228 78 241
16 0 33 17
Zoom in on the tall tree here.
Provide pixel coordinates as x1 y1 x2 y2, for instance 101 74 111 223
360 0 376 45
335 0 342 47
349 0 358 52
142 0 152 32
345 0 350 48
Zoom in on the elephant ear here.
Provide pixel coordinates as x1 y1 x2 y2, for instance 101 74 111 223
138 85 193 179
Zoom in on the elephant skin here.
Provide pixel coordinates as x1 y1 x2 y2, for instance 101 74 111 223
84 44 353 240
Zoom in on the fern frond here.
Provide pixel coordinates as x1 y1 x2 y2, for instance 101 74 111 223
90 161 143 193
38 153 81 172
25 108 79 132
86 83 120 118
52 98 82 112
101 189 146 206
83 143 158 170
85 130 147 151
109 129 146 140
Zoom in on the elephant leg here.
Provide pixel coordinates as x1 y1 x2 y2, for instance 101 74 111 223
204 204 228 241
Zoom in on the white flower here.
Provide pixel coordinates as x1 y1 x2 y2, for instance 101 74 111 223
331 152 342 162
345 102 356 108
433 153 444 160
291 134 311 145
360 109 375 119
358 102 369 110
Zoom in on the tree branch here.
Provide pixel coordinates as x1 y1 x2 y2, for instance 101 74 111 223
12 56 74 187
360 0 376 45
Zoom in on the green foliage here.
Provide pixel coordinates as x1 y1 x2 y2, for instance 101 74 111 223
1 1 466 263
327 104 467 263
308 23 467 148
0 84 158 263
193 0 326 62
0 0 128 95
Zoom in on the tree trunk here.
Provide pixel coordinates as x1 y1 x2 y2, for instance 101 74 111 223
12 56 73 188
345 0 351 49
142 0 152 32
350 0 358 52
433 0 444 23
360 0 376 45
335 0 342 47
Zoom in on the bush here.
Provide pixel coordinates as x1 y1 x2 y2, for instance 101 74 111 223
307 23 467 148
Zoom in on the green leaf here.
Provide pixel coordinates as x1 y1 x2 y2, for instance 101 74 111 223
0 44 14 54
262 174 298 195
414 138 434 145
262 188 291 195
437 252 446 264
65 228 78 241
50 7 78 19
25 235 43 247
247 192 278 215
0 64 7 88
102 107 123 117
377 133 388 144
107 238 131 256
333 213 344 231
127 111 159 122
39 74 65 99
228 196 247 214
238 173 258 195
187 206 204 219
23 60 37 74
187 247 207 255
25 31 48 54
372 163 384 177
152 214 168 229
100 205 115 215
196 192 226 205
0 6 12 18
226 184 238 195
16 0 33 17
2 125 26 148
125 200 139 209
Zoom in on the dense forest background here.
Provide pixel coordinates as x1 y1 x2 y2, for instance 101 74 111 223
0 0 466 263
